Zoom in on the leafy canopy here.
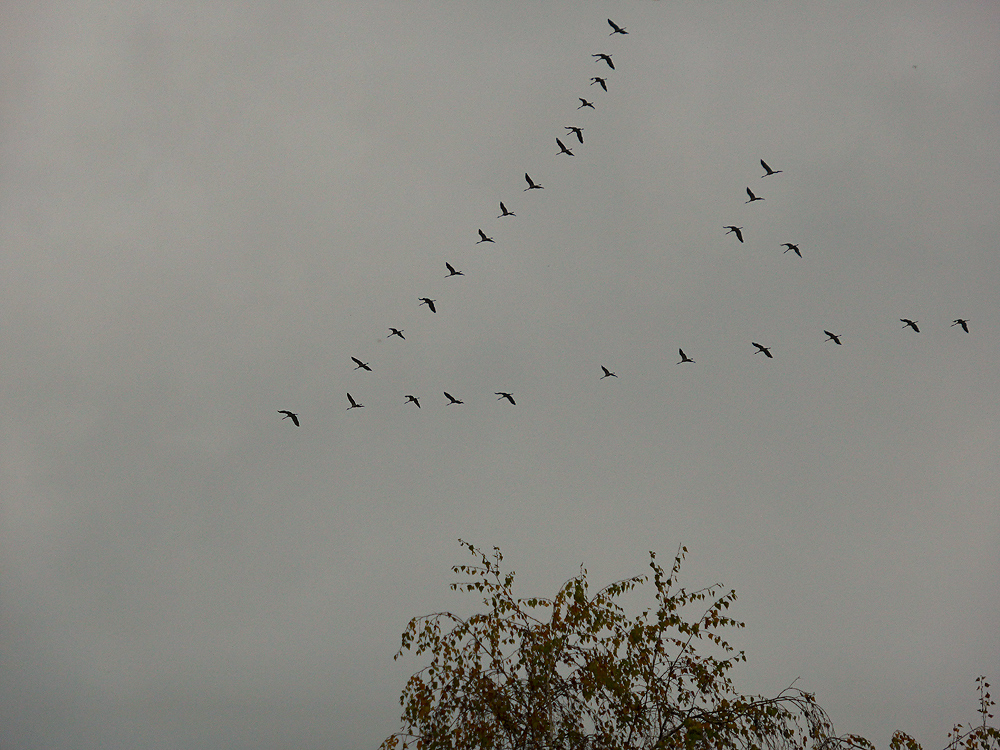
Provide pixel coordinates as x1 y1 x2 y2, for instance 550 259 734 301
381 541 851 750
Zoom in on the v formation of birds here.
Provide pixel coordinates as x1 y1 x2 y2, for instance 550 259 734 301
280 17 970 427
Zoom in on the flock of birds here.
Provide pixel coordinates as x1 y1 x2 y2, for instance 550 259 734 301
278 17 971 427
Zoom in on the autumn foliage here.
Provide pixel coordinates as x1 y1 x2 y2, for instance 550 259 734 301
381 541 996 750
382 541 855 750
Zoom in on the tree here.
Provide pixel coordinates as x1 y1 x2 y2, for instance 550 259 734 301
889 676 998 750
381 540 860 750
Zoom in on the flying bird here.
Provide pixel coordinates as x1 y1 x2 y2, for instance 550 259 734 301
444 391 463 405
600 366 617 379
419 297 437 313
607 18 628 35
351 357 372 371
752 342 773 358
823 330 843 345
951 319 970 333
593 53 615 70
724 226 744 243
565 126 584 143
781 243 801 258
496 392 516 405
346 393 364 410
760 159 783 177
556 138 575 156
900 319 920 332
388 328 405 339
477 229 494 244
745 187 764 203
590 76 607 92
524 173 543 191
405 395 421 408
578 98 595 110
677 349 695 364
498 201 515 218
278 410 299 427
445 262 464 277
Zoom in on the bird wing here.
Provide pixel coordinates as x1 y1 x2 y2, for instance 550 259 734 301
761 159 771 173
446 262 455 273
734 228 743 242
500 202 507 213
347 393 358 407
290 414 299 426
746 187 755 199
608 19 621 32
428 300 436 312
478 229 488 240
525 173 533 186
352 357 363 366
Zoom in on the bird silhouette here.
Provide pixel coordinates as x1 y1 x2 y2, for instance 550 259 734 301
445 262 464 277
498 201 515 218
900 319 920 332
823 330 843 345
524 173 544 191
782 243 801 257
346 393 364 410
607 18 628 35
351 357 372 371
677 349 695 364
556 138 575 156
578 98 595 110
496 392 516 405
600 366 617 379
419 298 437 313
444 392 463 405
565 126 584 144
388 328 405 339
760 159 783 177
477 229 494 244
278 410 299 427
405 395 421 408
590 76 608 91
593 53 615 69
745 187 764 203
752 342 774 358
724 226 744 243
951 319 970 333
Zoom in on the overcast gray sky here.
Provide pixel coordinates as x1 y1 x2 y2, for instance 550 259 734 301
2 2 999 749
